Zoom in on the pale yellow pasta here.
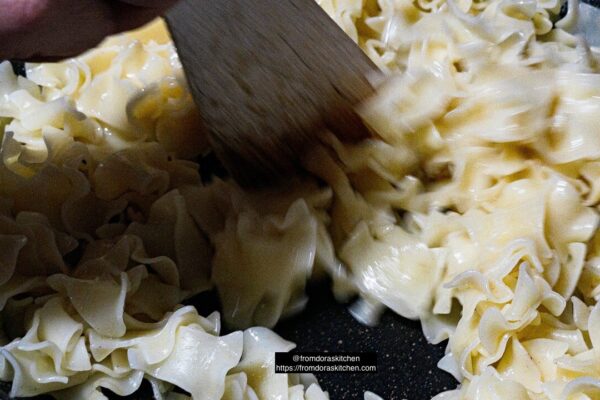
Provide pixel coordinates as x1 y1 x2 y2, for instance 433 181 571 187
0 20 335 399
1 0 600 398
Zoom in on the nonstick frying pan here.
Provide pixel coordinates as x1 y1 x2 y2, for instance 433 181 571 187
0 278 455 400
1 2 600 397
0 61 454 400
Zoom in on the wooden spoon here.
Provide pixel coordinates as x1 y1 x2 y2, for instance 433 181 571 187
165 0 380 185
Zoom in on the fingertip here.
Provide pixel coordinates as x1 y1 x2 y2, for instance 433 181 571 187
0 0 50 32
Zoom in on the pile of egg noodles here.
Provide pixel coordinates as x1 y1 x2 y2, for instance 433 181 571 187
1 0 600 398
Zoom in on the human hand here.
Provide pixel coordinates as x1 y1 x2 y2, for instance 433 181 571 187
0 0 178 61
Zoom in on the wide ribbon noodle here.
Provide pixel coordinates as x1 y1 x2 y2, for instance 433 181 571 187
1 0 600 398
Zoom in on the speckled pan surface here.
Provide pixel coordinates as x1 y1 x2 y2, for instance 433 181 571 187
273 282 454 399
0 280 453 400
0 282 454 400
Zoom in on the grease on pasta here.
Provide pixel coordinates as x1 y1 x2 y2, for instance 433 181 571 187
1 0 600 399
0 20 334 400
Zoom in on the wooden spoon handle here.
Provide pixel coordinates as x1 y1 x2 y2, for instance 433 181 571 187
165 0 379 184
